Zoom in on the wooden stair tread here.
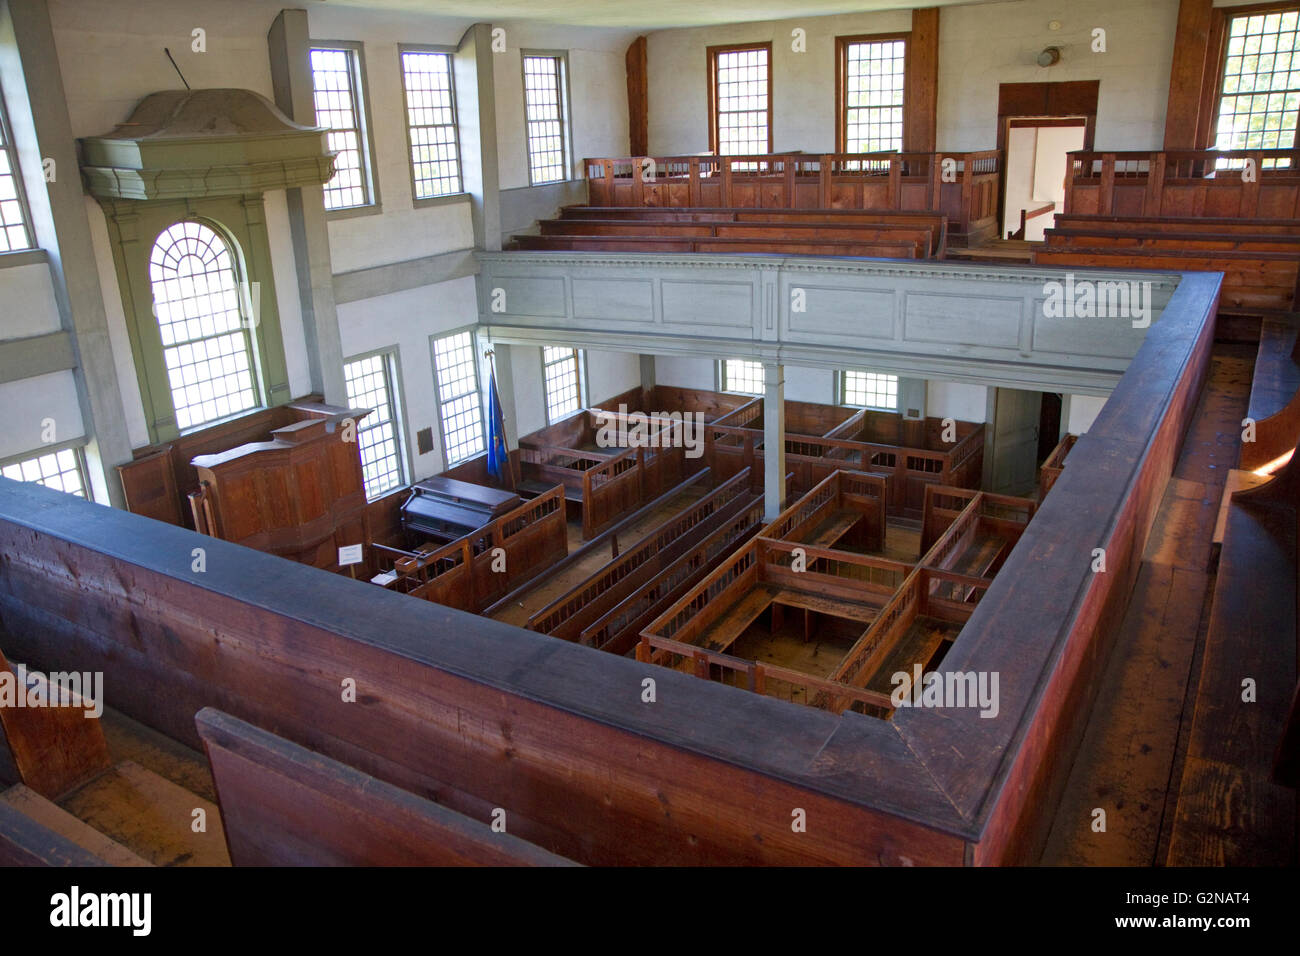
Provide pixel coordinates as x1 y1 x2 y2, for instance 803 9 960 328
1 783 151 866
60 761 231 867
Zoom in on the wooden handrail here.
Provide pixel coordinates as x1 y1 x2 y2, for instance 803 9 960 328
1008 201 1055 240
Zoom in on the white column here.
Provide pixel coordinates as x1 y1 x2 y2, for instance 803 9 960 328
763 362 785 521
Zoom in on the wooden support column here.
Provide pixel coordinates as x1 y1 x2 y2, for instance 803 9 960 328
626 36 648 156
906 8 940 153
763 362 786 521
1164 0 1214 149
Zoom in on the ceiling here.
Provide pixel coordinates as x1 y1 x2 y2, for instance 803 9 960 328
318 0 1009 31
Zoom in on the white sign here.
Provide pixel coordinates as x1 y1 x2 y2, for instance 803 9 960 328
338 544 364 567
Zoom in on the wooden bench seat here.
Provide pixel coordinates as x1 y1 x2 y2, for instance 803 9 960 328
517 478 582 502
700 588 777 653
771 588 876 624
862 620 951 696
540 219 938 256
512 234 922 259
1044 228 1300 254
1053 214 1300 235
1032 246 1300 313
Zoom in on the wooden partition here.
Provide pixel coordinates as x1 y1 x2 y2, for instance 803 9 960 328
1063 149 1300 219
582 151 1000 241
1038 434 1078 500
197 708 577 866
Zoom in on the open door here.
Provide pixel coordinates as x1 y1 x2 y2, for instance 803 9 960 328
990 387 1042 495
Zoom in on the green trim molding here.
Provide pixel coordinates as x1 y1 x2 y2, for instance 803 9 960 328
82 89 335 445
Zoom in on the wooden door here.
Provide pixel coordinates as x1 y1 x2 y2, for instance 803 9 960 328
990 387 1042 494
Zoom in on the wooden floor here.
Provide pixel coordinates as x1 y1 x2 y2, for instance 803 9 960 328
491 484 709 627
1041 343 1262 865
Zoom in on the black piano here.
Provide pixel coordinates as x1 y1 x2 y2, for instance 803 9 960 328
399 477 522 546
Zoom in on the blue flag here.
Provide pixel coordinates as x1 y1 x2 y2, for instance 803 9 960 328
486 363 509 482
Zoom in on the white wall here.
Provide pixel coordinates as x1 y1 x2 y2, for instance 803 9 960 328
647 0 1181 155
927 381 988 423
0 371 85 461
336 275 479 480
0 260 61 338
492 21 635 190
1067 394 1108 434
586 348 641 405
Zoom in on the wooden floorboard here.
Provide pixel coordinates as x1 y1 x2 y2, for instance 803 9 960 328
1040 345 1254 865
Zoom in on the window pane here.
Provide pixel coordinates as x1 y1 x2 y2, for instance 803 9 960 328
401 50 463 198
843 39 905 154
543 346 582 423
722 359 763 395
1 448 87 498
344 353 406 499
1214 11 1299 168
311 47 374 208
149 221 259 431
432 331 485 464
0 96 32 252
714 47 770 157
524 55 568 184
843 370 898 410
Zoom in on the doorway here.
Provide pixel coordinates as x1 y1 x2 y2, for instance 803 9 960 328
988 387 1043 496
996 81 1099 240
1003 119 1086 240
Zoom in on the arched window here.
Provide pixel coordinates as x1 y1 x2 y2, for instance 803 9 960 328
149 221 260 431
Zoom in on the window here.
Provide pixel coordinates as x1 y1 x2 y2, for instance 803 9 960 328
149 221 259 431
400 49 463 199
1 448 87 498
543 347 583 423
310 45 377 210
1214 9 1299 165
720 359 764 395
0 92 33 252
842 370 899 411
708 44 772 156
344 351 407 499
838 35 907 153
431 330 485 465
523 54 569 185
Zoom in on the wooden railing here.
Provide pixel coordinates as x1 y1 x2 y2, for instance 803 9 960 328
1064 149 1300 219
1008 200 1055 240
583 150 1002 238
1038 433 1078 500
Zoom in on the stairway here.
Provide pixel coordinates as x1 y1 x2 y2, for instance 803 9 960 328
0 705 230 867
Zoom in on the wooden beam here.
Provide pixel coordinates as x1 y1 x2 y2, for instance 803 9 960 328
906 8 939 153
1164 0 1214 149
626 36 648 156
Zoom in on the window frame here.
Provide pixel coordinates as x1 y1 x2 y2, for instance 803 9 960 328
0 88 36 254
343 347 411 501
717 358 765 396
398 44 468 207
521 50 574 186
1208 3 1300 161
148 219 264 433
706 41 774 156
835 32 910 154
429 326 487 467
838 369 900 412
309 39 383 218
542 346 585 425
0 442 90 499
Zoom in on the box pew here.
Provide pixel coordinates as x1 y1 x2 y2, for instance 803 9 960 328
196 708 577 867
581 496 767 656
384 486 567 614
1038 434 1078 501
1052 214 1300 235
527 469 758 641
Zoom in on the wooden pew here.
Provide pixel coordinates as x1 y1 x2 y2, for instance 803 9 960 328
196 708 578 866
0 797 112 866
1052 214 1300 235
1032 246 1300 314
1044 228 1300 254
511 234 923 259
